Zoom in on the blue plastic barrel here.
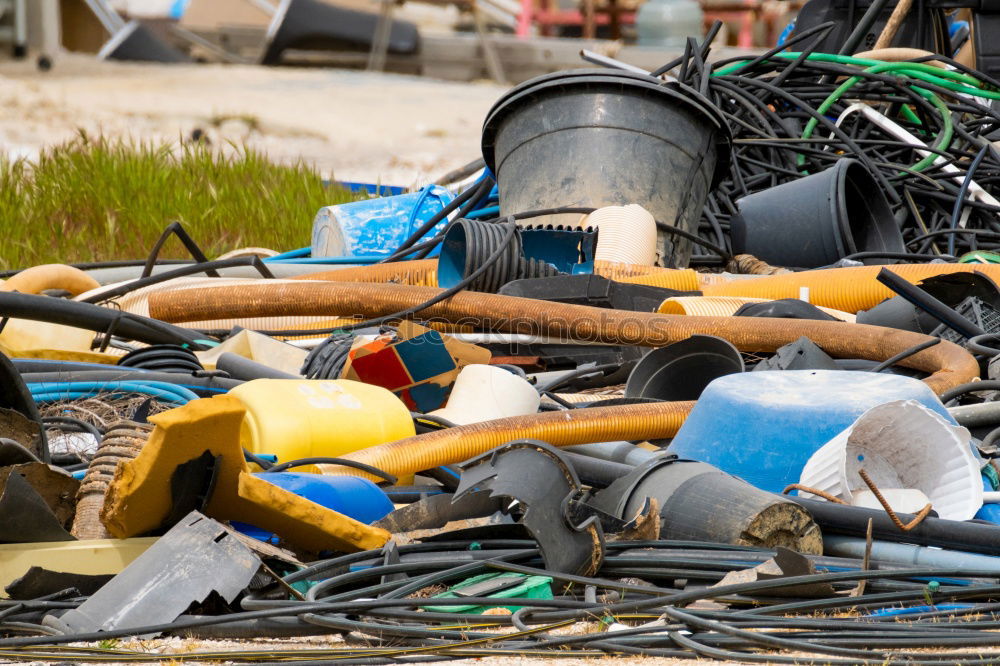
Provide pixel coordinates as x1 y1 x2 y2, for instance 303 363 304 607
666 370 954 494
254 473 394 524
311 186 454 258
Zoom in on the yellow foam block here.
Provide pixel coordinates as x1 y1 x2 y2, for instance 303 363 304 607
0 538 157 596
101 395 389 553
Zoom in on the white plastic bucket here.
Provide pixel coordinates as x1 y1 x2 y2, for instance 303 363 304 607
798 400 983 521
429 364 540 425
587 204 658 266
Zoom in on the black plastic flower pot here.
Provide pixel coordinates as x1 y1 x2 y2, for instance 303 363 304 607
730 159 905 268
482 69 731 268
624 334 744 401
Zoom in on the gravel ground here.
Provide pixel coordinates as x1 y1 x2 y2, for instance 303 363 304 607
0 54 505 187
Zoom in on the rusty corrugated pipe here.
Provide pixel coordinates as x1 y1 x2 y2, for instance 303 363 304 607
292 259 439 286
148 281 979 394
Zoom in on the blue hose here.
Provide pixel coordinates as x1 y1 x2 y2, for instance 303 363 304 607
265 247 311 261
29 381 200 405
466 206 501 220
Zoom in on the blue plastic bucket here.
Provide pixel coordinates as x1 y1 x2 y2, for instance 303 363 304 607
666 370 953 494
312 186 454 258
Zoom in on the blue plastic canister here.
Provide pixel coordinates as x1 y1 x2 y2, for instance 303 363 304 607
311 186 454 258
254 473 394 524
666 370 954 494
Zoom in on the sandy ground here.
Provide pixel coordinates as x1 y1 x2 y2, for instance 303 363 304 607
37 629 754 666
0 54 505 187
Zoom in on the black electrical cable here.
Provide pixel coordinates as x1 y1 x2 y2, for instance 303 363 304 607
79 256 275 304
868 337 940 372
321 219 519 333
261 457 397 484
949 144 992 255
979 424 1000 451
841 252 955 262
536 363 623 393
380 177 494 263
243 449 274 470
0 291 211 348
0 259 198 280
141 222 217 279
967 333 1000 356
838 0 892 55
40 416 104 441
540 390 575 410
939 380 1000 404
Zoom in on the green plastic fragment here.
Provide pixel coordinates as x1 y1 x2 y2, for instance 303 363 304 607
422 572 553 614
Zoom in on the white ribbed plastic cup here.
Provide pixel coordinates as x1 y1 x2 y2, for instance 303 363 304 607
587 204 658 266
798 400 983 521
429 364 540 426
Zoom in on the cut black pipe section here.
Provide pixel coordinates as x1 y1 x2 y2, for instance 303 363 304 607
876 268 987 339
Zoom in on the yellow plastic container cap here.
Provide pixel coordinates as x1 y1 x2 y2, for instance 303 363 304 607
229 379 416 463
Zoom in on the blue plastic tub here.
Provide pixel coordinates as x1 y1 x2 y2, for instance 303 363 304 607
312 185 454 258
666 370 954 494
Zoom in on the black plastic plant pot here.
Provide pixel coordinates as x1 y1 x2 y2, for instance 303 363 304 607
730 158 905 268
481 69 731 268
624 334 744 401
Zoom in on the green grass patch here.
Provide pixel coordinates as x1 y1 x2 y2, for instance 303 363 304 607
0 132 352 270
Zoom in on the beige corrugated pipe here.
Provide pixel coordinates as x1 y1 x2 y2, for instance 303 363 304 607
659 296 856 322
148 281 978 394
3 264 99 296
314 401 694 481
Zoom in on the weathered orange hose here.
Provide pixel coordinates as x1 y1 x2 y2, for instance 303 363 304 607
148 281 978 393
624 264 1000 313
3 264 100 296
316 401 693 480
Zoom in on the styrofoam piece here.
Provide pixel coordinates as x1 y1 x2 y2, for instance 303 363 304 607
798 400 983 521
586 204 658 266
429 364 540 426
849 488 931 514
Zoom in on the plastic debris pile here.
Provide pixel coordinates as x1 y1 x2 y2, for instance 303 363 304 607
9 20 1000 666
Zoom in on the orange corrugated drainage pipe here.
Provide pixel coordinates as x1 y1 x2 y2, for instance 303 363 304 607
294 258 703 291
313 400 694 482
622 264 1000 313
3 264 100 297
148 281 978 394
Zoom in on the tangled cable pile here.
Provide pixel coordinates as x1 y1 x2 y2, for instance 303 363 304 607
676 25 1000 264
5 540 1000 664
